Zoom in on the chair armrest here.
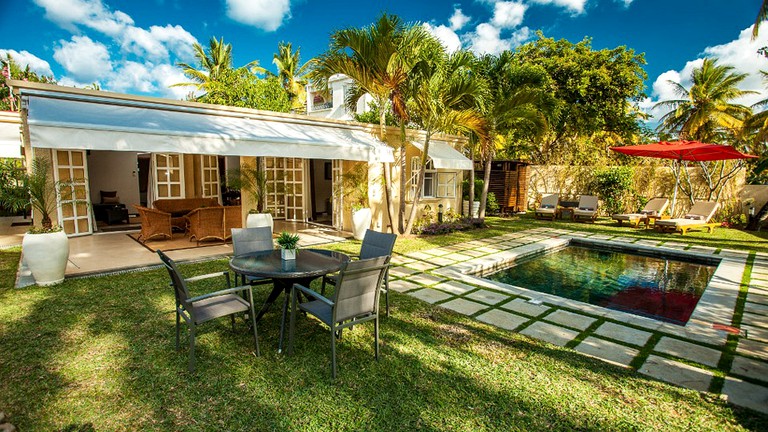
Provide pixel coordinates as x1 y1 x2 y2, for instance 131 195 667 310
292 283 334 306
185 271 230 288
187 285 252 303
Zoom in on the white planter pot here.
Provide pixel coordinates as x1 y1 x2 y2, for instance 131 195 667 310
463 200 480 218
22 230 69 286
281 248 296 261
352 208 372 240
246 212 274 232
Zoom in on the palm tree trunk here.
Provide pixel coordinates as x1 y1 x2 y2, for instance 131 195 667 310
478 147 492 219
398 121 407 234
379 107 395 233
467 142 476 217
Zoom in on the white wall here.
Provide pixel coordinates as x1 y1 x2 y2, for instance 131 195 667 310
87 151 140 208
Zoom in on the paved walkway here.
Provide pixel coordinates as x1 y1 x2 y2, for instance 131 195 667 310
389 227 768 415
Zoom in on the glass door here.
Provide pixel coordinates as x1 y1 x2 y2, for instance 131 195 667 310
200 154 220 202
53 150 92 236
153 153 184 199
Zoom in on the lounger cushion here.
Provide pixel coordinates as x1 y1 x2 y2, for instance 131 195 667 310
684 214 705 220
640 210 657 216
541 204 555 209
579 207 594 211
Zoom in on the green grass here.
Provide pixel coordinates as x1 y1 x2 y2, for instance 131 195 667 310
1 216 767 431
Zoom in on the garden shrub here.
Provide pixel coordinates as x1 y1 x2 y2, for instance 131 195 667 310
416 218 485 235
591 166 634 215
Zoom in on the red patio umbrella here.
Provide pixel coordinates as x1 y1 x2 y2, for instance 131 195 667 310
610 141 757 215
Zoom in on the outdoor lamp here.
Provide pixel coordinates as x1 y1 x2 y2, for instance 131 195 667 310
438 204 444 223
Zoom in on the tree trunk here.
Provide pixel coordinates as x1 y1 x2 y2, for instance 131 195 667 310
467 143 475 217
398 121 407 234
478 149 492 219
403 134 432 235
379 106 395 233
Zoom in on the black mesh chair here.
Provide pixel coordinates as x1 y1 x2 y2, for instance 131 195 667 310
157 250 259 372
231 227 274 287
289 255 390 379
321 229 397 316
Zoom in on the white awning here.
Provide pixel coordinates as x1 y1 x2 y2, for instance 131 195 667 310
410 140 472 170
0 112 22 158
24 92 394 163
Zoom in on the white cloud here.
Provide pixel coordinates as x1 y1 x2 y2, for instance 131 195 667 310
449 7 471 31
423 23 462 53
0 49 54 76
467 23 511 55
616 0 633 7
529 0 587 14
53 35 113 82
491 1 526 29
153 64 197 99
33 0 133 35
225 0 291 32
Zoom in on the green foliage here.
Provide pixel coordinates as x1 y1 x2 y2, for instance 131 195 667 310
340 164 369 210
1 54 57 111
462 179 485 201
486 192 500 215
591 166 635 215
275 231 300 249
353 101 397 126
197 70 291 112
0 159 28 215
226 162 267 213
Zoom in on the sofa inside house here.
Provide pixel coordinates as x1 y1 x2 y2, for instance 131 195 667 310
153 198 221 231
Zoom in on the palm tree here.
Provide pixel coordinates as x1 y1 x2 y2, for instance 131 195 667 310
311 13 441 234
403 50 486 234
273 42 310 112
755 0 768 39
173 37 263 92
654 58 754 141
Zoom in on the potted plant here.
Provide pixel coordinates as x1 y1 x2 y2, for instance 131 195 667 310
276 231 300 260
341 164 372 240
0 158 70 286
227 160 273 231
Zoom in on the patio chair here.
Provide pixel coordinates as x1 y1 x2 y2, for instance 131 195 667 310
534 194 559 220
134 204 172 243
231 227 274 287
187 207 226 244
612 198 670 228
288 255 390 379
157 250 259 372
223 206 243 240
321 229 397 316
654 201 720 235
573 195 599 222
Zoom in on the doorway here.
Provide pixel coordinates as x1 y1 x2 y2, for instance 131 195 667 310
309 159 333 226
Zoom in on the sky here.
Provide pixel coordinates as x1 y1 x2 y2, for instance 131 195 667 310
0 0 766 123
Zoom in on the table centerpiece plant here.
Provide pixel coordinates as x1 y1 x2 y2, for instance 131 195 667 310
276 231 300 261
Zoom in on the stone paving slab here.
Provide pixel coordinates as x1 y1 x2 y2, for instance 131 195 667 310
743 313 768 329
408 273 447 287
465 289 509 305
575 337 639 368
440 298 488 316
737 339 768 361
443 253 474 262
388 279 422 293
635 239 662 247
747 292 768 305
611 236 637 243
390 266 420 278
476 309 529 331
688 245 717 254
730 355 768 382
476 246 502 254
404 251 435 260
421 248 452 256
638 355 714 392
433 280 476 295
720 249 751 259
408 288 453 304
501 298 551 317
653 337 722 368
722 377 768 415
405 260 441 272
520 321 579 347
745 301 768 316
424 256 456 267
544 309 597 331
742 325 768 343
594 322 653 347
461 249 488 257
390 255 416 265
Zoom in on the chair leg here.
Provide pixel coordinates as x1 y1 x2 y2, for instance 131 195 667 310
188 325 196 372
288 288 297 356
385 277 390 317
331 326 337 379
374 315 380 360
230 315 236 332
321 277 327 296
248 292 260 357
175 309 181 351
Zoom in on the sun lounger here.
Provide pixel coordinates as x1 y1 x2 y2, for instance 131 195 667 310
573 195 599 222
654 201 720 235
534 194 559 220
612 198 669 228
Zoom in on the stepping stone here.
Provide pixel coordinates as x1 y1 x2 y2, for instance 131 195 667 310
409 288 453 304
730 355 768 381
746 292 768 306
741 325 768 343
654 337 722 367
745 302 768 316
638 355 714 392
520 321 579 347
544 309 596 331
477 309 529 331
476 246 502 254
405 251 434 260
737 339 768 361
465 289 509 305
742 313 768 329
443 253 475 262
440 298 488 316
575 337 639 368
433 280 476 295
460 249 487 257
688 245 717 254
390 266 420 278
722 377 768 415
388 279 421 293
425 256 456 267
408 273 446 287
390 255 415 265
501 298 551 317
611 236 637 243
594 322 653 347
421 248 452 256
405 261 440 272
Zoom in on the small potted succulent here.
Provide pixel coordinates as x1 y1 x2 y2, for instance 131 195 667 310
276 231 300 261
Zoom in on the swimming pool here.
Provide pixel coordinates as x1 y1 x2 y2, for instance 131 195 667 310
484 245 717 325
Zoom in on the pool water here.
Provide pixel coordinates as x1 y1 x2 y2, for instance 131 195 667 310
485 246 716 325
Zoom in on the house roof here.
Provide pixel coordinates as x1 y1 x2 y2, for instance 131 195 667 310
8 80 394 163
409 140 473 170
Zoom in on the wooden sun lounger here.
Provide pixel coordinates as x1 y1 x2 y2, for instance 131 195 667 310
653 201 720 235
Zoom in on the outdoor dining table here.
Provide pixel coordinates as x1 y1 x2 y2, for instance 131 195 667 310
229 248 350 352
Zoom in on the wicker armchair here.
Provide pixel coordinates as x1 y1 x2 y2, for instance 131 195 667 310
224 206 243 240
187 207 226 244
134 205 172 243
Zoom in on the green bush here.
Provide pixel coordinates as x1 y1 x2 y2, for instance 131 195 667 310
591 167 634 215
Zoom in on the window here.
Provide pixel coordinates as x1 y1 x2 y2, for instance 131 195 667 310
410 157 456 199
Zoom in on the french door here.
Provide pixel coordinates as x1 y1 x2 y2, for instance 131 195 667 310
264 157 307 221
200 154 220 202
332 159 343 229
153 153 184 199
53 150 92 236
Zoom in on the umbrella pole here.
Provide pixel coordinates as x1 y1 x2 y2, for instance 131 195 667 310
670 160 680 217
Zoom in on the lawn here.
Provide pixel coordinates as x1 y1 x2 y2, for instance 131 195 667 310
1 215 767 431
